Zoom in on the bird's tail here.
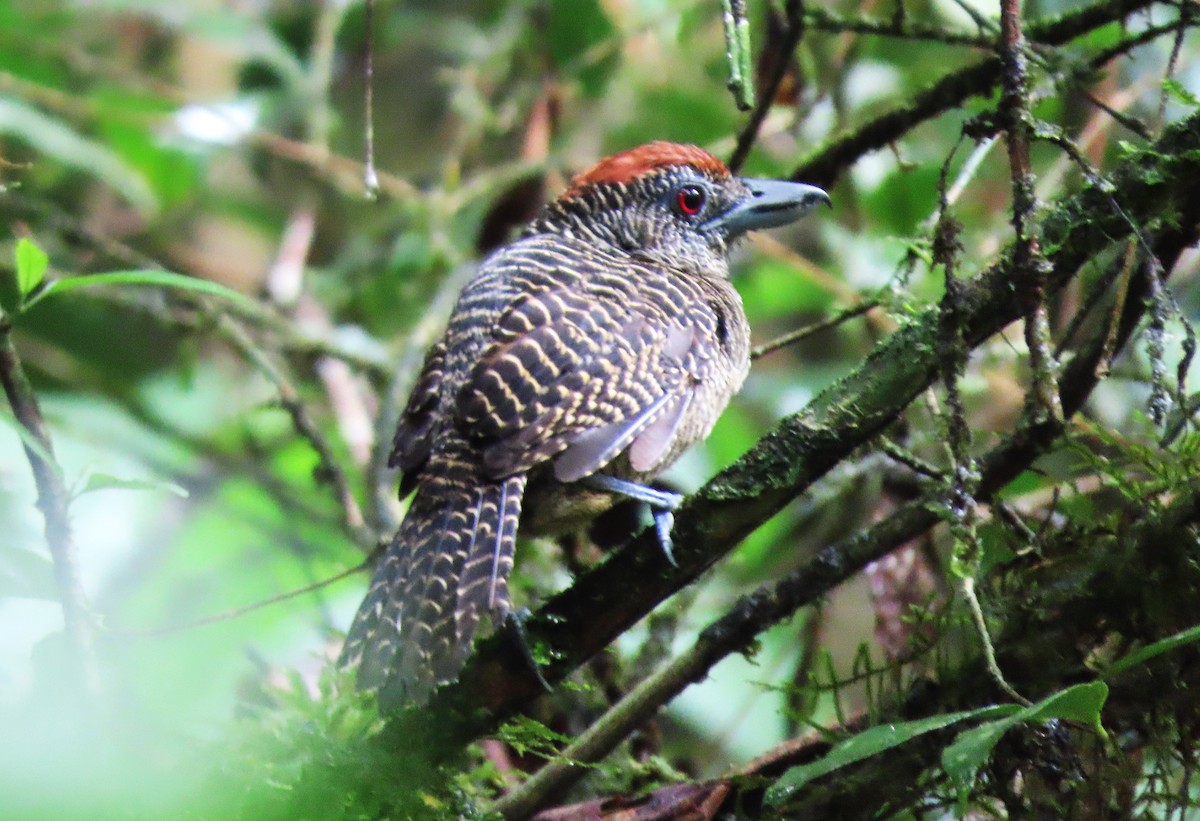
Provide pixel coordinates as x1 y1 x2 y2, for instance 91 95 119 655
340 459 525 705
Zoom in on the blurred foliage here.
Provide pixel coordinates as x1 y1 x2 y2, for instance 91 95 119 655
0 0 1198 819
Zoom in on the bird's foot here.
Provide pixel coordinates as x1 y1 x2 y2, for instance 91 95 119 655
502 608 552 693
579 474 683 567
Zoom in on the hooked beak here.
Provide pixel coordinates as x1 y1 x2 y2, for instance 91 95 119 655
703 178 831 236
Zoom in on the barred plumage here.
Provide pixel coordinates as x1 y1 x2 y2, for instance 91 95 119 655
340 142 830 705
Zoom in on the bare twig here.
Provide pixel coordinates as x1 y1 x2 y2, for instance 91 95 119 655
932 133 1028 704
306 0 345 160
877 437 946 481
266 206 315 309
1097 240 1138 378
1154 4 1190 129
802 6 992 47
752 301 876 360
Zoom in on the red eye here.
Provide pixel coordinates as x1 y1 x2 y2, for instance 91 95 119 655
675 185 706 216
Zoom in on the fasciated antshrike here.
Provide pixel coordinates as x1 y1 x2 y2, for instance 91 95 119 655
341 142 830 704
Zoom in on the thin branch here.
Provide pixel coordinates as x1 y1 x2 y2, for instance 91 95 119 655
729 0 805 172
216 316 372 549
362 0 379 198
877 437 946 480
751 301 876 360
1097 240 1138 377
0 313 98 693
802 6 993 47
721 0 755 111
932 131 1028 703
111 554 376 637
1154 1 1191 128
1000 0 1063 422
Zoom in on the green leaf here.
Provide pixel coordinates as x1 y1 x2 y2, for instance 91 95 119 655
77 472 189 499
22 269 259 314
0 98 158 216
766 704 1017 806
942 682 1108 788
14 237 48 298
1105 622 1200 678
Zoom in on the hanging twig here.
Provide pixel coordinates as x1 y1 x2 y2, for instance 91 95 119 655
363 0 379 198
729 0 804 172
721 0 756 111
999 0 1063 424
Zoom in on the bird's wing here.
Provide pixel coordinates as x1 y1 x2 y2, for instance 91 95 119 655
456 274 725 481
389 340 447 498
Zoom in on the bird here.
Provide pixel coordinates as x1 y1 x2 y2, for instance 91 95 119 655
340 141 830 705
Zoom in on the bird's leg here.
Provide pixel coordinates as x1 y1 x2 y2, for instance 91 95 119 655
578 474 684 567
502 608 552 693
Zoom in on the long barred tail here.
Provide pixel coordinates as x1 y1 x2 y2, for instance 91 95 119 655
340 465 526 705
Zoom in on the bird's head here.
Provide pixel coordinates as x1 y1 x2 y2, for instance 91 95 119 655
528 141 830 275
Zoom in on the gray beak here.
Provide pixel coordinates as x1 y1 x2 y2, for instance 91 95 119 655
703 178 830 236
